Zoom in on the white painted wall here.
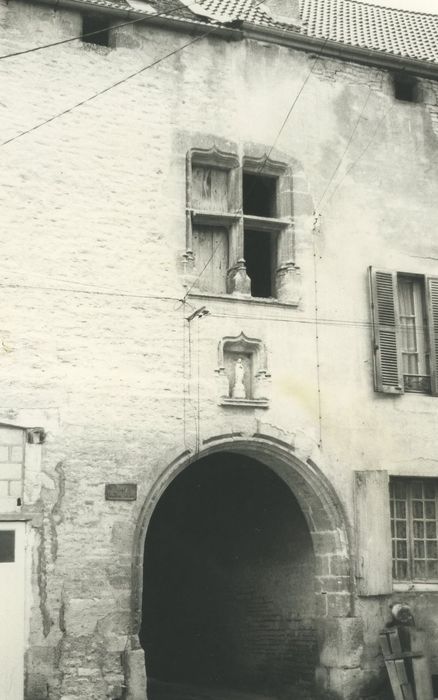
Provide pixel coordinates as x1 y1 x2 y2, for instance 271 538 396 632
0 522 26 700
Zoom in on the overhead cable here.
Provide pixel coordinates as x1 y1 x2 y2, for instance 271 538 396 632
0 0 205 61
0 25 217 148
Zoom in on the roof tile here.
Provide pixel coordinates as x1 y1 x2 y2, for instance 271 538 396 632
77 0 438 65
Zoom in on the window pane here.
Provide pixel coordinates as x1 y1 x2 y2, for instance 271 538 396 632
413 501 424 518
401 324 417 355
427 541 438 558
396 521 406 538
397 560 408 580
413 521 424 538
398 278 415 315
412 481 423 499
397 541 407 558
424 482 436 499
396 501 406 518
427 560 438 579
0 531 15 562
393 482 407 499
414 540 425 558
414 560 427 579
426 521 437 538
425 501 436 519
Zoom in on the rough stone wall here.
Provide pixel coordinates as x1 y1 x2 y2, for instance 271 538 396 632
1 1 438 698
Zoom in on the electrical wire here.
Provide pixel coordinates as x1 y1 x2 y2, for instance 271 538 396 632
0 23 220 148
0 14 162 61
2 279 432 333
0 0 233 61
315 87 373 213
182 242 223 301
0 3 401 336
1 0 275 149
261 37 330 171
209 309 421 331
311 213 323 447
0 281 181 303
184 37 330 295
320 101 396 213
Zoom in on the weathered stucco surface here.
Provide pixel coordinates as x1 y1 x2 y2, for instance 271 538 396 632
1 1 438 698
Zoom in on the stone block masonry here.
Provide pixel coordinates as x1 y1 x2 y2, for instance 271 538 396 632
1 0 438 698
0 426 24 511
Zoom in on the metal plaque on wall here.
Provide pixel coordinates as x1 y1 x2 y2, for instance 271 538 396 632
105 483 137 501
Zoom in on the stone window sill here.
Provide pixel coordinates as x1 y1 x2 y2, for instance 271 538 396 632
393 581 438 592
189 291 299 308
219 398 269 409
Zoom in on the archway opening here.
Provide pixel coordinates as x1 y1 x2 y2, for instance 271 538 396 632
140 451 317 700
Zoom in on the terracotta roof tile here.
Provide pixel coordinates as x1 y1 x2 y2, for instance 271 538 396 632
77 0 438 65
300 0 438 63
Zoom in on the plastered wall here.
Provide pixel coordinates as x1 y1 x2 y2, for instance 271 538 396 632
1 1 438 697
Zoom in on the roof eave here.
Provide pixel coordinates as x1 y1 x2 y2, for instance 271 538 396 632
33 0 438 78
240 22 438 80
34 0 243 40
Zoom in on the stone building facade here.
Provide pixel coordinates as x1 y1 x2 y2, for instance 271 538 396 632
1 0 438 698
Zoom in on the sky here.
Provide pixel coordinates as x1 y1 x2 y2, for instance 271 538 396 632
365 0 438 11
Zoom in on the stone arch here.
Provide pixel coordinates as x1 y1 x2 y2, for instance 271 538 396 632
128 435 354 698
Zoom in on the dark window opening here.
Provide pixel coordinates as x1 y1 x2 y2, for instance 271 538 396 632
82 14 111 47
0 531 15 562
242 173 277 218
432 675 438 696
393 74 418 103
244 230 275 298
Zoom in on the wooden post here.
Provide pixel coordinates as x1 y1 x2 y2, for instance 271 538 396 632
380 627 434 700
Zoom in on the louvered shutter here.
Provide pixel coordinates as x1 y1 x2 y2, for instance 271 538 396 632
426 276 438 396
355 470 392 595
369 267 403 394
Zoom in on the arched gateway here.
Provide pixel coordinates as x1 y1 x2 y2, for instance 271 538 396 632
129 437 353 700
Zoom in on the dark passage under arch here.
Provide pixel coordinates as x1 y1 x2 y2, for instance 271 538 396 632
141 452 317 699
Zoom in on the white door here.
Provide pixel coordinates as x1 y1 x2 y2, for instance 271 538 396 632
0 521 25 700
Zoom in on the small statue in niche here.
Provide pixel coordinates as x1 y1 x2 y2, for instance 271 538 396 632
231 357 246 399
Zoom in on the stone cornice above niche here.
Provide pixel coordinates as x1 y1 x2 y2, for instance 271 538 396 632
215 332 271 408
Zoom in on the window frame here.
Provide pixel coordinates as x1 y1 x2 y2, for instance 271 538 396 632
185 147 294 301
390 477 438 583
398 274 431 393
369 267 438 396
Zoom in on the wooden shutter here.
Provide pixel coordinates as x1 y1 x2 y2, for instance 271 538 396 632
192 226 228 294
369 267 403 394
355 470 392 595
426 276 438 396
191 166 229 213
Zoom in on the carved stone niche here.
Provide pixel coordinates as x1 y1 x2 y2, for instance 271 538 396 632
216 333 270 408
